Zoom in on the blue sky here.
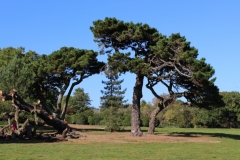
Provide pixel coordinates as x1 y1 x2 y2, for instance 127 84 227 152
1 1 239 108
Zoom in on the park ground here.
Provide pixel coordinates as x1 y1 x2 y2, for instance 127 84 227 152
1 125 240 160
67 124 219 144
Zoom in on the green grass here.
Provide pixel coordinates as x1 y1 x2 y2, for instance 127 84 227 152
1 127 240 160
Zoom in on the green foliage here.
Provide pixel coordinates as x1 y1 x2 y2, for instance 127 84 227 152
65 114 76 124
42 47 104 117
63 88 92 113
100 68 127 109
74 109 94 125
88 113 104 125
148 32 221 109
18 112 34 123
122 114 131 126
95 105 131 130
91 17 160 75
0 101 13 113
100 107 123 131
218 91 240 127
0 47 24 72
158 102 194 128
0 50 40 101
140 116 149 127
192 108 222 128
140 101 154 117
99 67 128 131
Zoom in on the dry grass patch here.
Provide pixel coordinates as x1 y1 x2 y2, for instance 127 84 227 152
67 124 220 144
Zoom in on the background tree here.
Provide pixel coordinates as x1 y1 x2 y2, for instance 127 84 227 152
100 68 127 109
145 33 221 134
140 100 155 127
63 87 92 113
0 47 24 72
100 67 128 131
91 17 160 136
219 91 240 127
0 50 42 99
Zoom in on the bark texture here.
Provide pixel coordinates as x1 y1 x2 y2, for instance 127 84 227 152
0 90 68 133
131 75 144 136
147 103 164 134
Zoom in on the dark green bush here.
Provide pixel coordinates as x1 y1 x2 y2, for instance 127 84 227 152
140 116 149 127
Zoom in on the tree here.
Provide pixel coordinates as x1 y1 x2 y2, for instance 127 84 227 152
100 68 128 131
100 68 127 109
220 91 240 127
0 47 105 135
0 50 43 101
64 88 92 113
145 33 221 134
91 17 159 136
0 47 24 72
34 47 105 119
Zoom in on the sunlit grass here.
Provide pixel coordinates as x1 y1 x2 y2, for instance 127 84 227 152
1 127 240 160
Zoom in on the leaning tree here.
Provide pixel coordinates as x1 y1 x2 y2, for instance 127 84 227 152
91 17 160 136
40 47 105 119
145 33 221 134
0 47 104 136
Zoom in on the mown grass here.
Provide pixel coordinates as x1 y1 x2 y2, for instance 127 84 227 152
1 126 240 160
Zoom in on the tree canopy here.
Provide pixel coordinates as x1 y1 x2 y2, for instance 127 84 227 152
32 47 105 118
91 17 161 136
91 17 221 135
145 33 221 133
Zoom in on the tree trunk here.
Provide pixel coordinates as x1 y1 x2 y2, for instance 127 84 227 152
131 74 144 136
60 78 83 119
56 81 70 114
148 103 164 134
0 90 68 133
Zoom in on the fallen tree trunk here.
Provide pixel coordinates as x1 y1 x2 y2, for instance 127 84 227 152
0 125 10 138
0 90 68 133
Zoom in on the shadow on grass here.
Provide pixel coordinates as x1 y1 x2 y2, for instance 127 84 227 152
71 128 129 132
70 127 148 133
166 132 240 140
0 138 59 144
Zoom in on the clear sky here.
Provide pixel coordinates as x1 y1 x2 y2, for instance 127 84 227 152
1 1 240 108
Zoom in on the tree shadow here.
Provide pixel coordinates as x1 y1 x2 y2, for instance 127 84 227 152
166 132 240 140
70 127 148 133
0 138 62 144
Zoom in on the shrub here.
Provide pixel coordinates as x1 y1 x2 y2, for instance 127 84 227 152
141 116 149 127
65 114 76 124
122 114 131 126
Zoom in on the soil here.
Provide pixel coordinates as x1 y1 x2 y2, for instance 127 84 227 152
67 124 221 144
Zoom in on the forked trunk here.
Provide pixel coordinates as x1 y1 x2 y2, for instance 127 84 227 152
131 74 144 136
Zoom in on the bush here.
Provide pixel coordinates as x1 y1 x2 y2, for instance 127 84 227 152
75 113 88 124
141 116 149 127
88 113 103 125
65 114 76 124
101 107 123 132
122 114 131 126
158 104 194 128
74 109 94 125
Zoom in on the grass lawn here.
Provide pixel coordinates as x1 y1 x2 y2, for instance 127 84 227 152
1 126 240 160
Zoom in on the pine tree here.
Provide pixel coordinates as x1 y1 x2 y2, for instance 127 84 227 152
100 68 127 131
100 69 127 109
